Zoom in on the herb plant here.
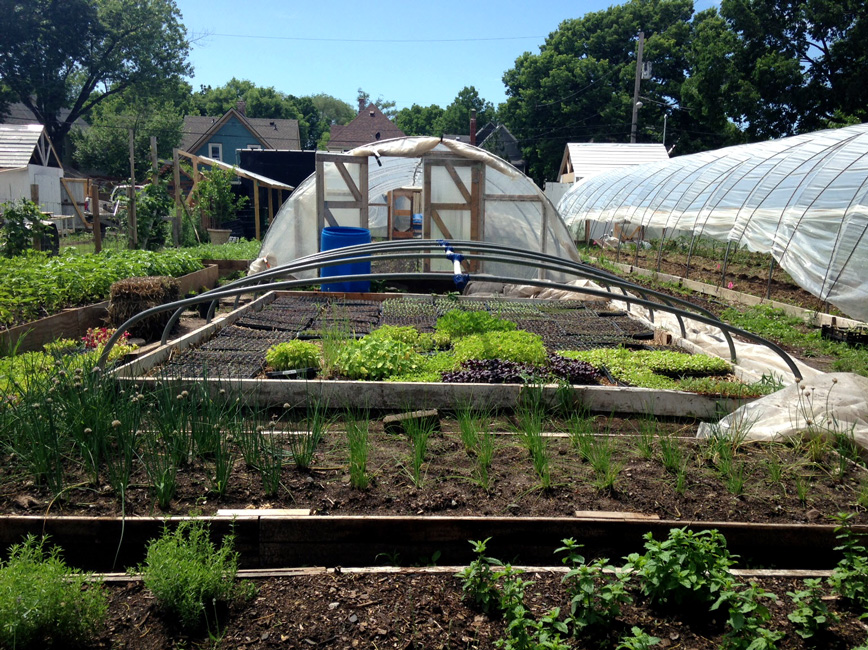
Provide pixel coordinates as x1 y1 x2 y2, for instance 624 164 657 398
456 538 501 615
0 535 108 649
435 309 517 340
334 336 418 380
136 520 240 630
625 528 736 607
786 578 839 639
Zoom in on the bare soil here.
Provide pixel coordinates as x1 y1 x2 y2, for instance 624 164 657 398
3 417 865 524
91 571 868 649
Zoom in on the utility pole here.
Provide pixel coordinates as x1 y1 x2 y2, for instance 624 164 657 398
630 31 645 144
128 128 137 249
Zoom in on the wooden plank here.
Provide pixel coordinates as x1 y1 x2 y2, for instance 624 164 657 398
430 208 454 240
267 187 274 227
90 183 102 253
359 157 368 229
253 179 261 241
216 509 310 518
111 291 277 378
322 200 363 210
175 264 219 295
60 177 86 223
315 157 325 249
323 204 339 227
574 511 659 521
469 164 481 272
430 202 471 212
445 163 472 204
334 160 362 202
485 194 543 202
172 148 182 246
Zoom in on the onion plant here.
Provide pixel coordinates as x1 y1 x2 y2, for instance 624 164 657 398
138 429 178 510
474 428 495 492
404 413 436 488
585 436 624 492
658 436 683 475
258 429 284 497
289 399 330 470
208 426 235 496
345 409 370 490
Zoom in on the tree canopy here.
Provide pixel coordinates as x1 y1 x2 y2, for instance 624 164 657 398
394 86 497 137
0 0 191 156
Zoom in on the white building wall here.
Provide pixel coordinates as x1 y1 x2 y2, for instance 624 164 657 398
0 165 63 215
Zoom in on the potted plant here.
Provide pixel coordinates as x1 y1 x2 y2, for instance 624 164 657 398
193 166 248 244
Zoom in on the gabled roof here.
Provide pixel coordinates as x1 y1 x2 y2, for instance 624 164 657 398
0 102 89 131
559 142 669 181
0 124 62 171
327 104 405 151
180 108 301 153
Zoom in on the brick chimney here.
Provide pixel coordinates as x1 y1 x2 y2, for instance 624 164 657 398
359 97 366 114
236 100 247 115
470 109 477 146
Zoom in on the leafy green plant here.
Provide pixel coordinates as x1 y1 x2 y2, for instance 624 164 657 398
133 180 173 250
557 538 631 634
625 528 736 607
617 627 661 650
787 578 839 639
453 330 548 366
193 165 249 228
456 538 501 615
435 309 517 340
0 199 49 258
334 336 418 380
712 581 784 650
828 512 868 612
265 340 321 371
0 535 107 648
136 520 240 630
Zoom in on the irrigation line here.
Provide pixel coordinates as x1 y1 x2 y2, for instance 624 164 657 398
99 258 802 382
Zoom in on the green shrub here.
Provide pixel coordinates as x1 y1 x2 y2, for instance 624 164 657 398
265 340 321 370
0 199 49 258
453 330 547 365
136 520 240 629
0 535 107 648
334 336 418 380
625 528 736 607
435 309 517 340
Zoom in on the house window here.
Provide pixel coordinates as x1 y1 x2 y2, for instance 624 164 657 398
208 143 223 161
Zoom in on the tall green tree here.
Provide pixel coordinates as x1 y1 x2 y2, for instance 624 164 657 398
718 0 868 138
290 93 355 149
437 86 497 135
395 103 445 136
0 0 190 157
500 0 744 184
71 90 184 178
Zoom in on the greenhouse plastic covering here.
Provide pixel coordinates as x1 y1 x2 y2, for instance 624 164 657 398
557 123 868 322
256 137 580 281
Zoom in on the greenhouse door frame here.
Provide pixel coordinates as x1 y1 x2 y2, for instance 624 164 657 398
422 153 484 272
314 152 369 251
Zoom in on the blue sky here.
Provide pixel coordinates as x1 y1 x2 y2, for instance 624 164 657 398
175 0 718 111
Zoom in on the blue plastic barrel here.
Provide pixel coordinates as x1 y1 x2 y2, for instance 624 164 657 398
320 226 371 293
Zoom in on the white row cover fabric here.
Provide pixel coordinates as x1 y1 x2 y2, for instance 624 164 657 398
557 124 868 322
257 137 580 281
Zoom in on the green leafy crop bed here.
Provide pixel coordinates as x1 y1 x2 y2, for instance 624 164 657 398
0 249 202 328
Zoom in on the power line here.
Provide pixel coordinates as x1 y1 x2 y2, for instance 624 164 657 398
202 32 544 44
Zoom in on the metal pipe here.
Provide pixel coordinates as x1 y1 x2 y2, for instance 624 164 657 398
99 267 801 382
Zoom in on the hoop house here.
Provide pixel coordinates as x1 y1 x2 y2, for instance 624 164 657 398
257 137 579 280
558 124 868 321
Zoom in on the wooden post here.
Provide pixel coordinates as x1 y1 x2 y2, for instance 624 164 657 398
253 180 261 240
30 183 39 204
128 129 137 249
172 148 181 246
150 136 158 184
90 184 102 253
267 186 274 228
